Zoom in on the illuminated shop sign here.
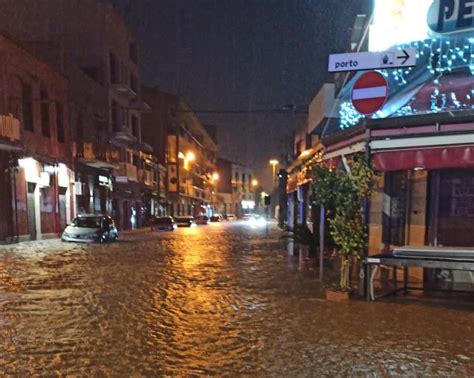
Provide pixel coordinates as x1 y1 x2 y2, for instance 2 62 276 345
369 0 473 51
98 175 112 188
428 0 474 34
369 0 433 51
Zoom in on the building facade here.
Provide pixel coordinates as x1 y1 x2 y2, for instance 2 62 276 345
166 97 218 217
286 1 474 289
0 33 74 242
216 158 256 217
0 0 154 230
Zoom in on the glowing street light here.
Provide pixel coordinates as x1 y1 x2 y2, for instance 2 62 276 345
186 151 196 161
251 179 258 187
269 159 279 181
212 172 219 182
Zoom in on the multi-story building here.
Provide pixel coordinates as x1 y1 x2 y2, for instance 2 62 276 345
216 158 256 217
167 98 218 217
141 87 174 217
0 0 153 229
0 33 74 242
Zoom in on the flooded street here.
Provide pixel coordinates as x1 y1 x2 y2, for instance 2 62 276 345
0 221 473 375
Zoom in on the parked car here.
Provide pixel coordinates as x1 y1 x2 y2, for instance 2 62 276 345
62 214 118 243
174 216 196 227
151 216 177 232
195 215 210 225
210 214 222 222
225 214 237 221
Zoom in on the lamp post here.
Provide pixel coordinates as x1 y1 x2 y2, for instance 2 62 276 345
269 159 279 182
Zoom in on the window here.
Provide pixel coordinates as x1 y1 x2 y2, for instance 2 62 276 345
382 171 408 246
131 114 139 138
242 173 246 184
56 102 65 143
21 82 33 131
130 73 138 93
109 52 119 83
111 101 122 132
40 87 50 137
130 42 138 63
76 113 83 140
235 172 239 182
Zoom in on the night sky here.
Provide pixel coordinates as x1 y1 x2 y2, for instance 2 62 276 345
112 0 370 189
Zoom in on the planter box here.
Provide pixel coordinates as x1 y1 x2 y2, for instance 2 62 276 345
325 289 350 302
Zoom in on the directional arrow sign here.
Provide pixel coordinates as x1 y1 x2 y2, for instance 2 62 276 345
328 48 416 73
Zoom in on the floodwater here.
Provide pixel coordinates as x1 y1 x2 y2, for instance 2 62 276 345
0 221 473 375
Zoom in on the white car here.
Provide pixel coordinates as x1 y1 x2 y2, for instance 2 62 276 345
62 215 118 243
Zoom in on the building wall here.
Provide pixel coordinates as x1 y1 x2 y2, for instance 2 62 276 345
142 88 177 165
0 33 74 242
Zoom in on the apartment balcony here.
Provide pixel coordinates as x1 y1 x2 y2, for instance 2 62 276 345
130 99 151 113
138 168 154 187
0 114 21 151
179 184 210 201
115 163 138 183
74 141 119 169
111 126 138 145
110 82 137 99
133 141 153 154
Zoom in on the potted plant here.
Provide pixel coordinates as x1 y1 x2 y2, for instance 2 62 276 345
311 154 374 301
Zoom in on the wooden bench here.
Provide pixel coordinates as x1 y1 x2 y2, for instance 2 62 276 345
364 246 474 301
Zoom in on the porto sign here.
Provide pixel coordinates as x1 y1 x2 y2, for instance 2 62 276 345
428 0 474 34
351 71 388 116
328 49 416 73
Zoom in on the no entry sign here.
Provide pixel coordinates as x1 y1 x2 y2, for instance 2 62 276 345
351 71 388 115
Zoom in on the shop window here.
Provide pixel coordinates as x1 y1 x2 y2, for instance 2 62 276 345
434 170 474 247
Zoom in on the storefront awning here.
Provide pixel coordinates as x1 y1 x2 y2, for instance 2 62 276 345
373 146 474 172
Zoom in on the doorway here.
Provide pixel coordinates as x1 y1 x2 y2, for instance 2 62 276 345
26 182 37 240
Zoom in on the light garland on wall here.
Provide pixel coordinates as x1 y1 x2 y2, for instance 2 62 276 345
338 36 474 129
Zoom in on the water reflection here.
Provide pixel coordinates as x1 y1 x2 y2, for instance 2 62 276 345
0 224 472 375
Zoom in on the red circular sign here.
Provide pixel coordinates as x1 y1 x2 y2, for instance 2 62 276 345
351 71 388 115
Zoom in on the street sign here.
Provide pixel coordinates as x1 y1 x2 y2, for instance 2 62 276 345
328 48 416 73
351 71 388 115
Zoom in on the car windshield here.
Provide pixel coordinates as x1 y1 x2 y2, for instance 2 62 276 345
155 217 173 224
72 217 101 228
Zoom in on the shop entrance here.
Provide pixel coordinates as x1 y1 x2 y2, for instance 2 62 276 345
26 182 37 240
382 171 408 247
58 187 68 232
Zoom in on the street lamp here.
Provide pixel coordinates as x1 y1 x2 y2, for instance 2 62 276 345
186 151 195 162
269 159 279 181
251 179 258 187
